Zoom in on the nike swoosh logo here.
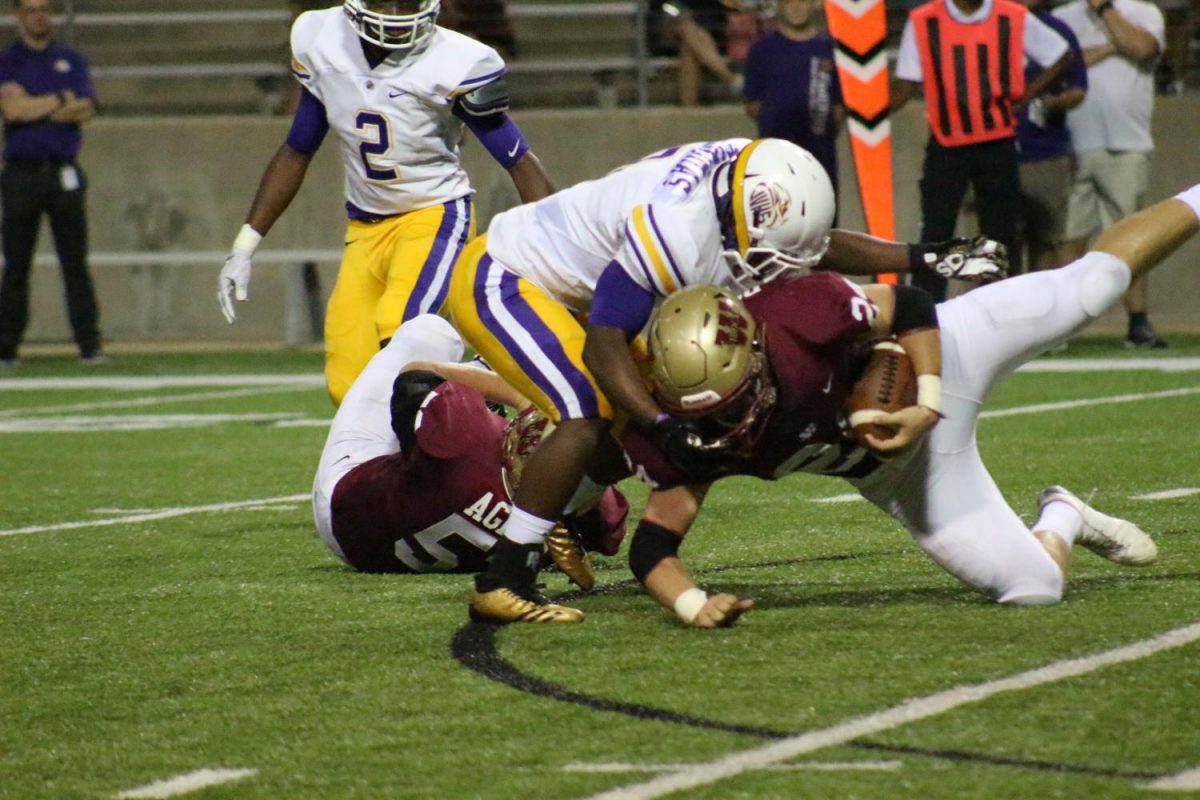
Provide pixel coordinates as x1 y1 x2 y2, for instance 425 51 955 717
506 141 521 157
389 91 403 98
822 373 834 394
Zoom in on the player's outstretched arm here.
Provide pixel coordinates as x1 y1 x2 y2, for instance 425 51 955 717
820 230 1007 282
634 485 754 628
1093 188 1200 279
508 150 555 204
218 144 314 323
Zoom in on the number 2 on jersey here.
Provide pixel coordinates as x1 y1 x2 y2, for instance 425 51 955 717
355 111 399 182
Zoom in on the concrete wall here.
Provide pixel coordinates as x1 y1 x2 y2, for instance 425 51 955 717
18 96 1200 345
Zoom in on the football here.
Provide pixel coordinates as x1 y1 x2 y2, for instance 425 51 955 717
845 341 917 448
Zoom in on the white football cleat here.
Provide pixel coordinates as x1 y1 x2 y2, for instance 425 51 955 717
1037 485 1157 566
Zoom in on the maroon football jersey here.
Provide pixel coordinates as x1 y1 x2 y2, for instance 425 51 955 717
624 273 886 487
329 382 511 573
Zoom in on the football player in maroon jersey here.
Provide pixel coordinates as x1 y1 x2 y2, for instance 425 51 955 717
313 314 627 607
622 185 1200 627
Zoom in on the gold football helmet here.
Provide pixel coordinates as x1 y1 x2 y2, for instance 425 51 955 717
647 285 776 453
500 404 555 498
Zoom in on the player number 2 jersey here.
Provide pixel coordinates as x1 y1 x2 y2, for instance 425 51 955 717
291 8 507 215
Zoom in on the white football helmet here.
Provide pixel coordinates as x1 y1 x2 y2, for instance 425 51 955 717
344 0 439 51
723 139 836 292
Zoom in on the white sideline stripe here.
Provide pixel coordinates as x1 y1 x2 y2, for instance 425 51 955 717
0 386 309 418
1130 488 1200 500
1143 765 1200 791
980 387 1200 419
581 621 1200 800
565 760 901 773
0 374 324 391
1019 357 1200 373
0 494 308 537
811 493 865 504
0 412 298 433
117 768 257 798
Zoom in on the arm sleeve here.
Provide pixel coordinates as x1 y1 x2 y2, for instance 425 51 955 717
895 21 923 82
1024 12 1070 66
452 104 529 168
285 87 329 154
588 261 657 339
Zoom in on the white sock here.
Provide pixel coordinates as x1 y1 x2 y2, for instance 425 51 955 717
1034 500 1082 546
503 506 556 545
1174 185 1200 221
563 474 606 516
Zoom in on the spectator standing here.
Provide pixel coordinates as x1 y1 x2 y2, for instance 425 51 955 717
891 0 1072 300
742 0 843 203
1015 0 1088 272
1054 0 1168 348
0 0 103 367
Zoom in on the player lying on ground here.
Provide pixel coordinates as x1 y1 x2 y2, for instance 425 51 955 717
446 137 1008 624
620 184 1200 627
312 314 627 588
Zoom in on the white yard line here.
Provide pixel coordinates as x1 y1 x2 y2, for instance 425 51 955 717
1143 765 1200 791
1130 488 1200 500
565 760 901 773
1018 358 1200 373
580 621 1200 800
0 386 310 418
0 495 308 537
980 387 1200 419
116 768 257 798
0 413 299 433
0 375 323 391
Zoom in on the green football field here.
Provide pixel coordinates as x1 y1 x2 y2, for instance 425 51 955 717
2 335 1198 800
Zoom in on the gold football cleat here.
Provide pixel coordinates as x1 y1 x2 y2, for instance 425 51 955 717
469 587 585 624
546 524 596 590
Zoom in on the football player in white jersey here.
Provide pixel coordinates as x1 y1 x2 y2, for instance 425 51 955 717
445 137 1010 623
627 183 1200 627
217 0 554 405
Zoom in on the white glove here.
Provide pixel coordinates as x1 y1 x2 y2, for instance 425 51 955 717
926 236 1009 283
217 224 262 323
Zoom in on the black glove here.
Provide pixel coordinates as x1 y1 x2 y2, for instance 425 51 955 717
914 236 1008 283
649 414 730 483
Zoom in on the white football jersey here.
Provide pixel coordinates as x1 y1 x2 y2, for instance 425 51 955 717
291 8 506 215
486 139 751 312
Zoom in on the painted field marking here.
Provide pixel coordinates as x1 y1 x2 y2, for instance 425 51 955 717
0 386 309 418
1143 765 1200 791
581 620 1200 800
1018 358 1200 373
980 387 1200 419
117 768 257 798
0 375 323 391
0 494 308 537
0 412 300 433
1130 488 1200 500
565 760 901 774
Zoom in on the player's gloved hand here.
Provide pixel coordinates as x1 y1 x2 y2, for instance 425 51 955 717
218 252 252 323
649 414 730 483
923 236 1008 283
218 224 263 323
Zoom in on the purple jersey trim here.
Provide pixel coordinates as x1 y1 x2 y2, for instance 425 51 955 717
645 205 687 290
588 261 656 339
285 87 329 154
456 67 507 90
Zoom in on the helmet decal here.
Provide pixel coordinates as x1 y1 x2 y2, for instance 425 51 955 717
747 180 792 231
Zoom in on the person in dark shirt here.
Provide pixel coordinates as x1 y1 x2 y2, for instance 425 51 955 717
0 0 102 366
1015 0 1088 272
742 0 844 202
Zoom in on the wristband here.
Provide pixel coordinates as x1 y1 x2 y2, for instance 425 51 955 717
916 374 943 415
232 224 263 256
1173 185 1200 222
673 587 708 624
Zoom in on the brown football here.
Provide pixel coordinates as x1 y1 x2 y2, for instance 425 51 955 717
845 341 917 448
